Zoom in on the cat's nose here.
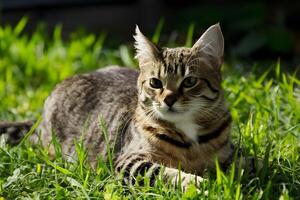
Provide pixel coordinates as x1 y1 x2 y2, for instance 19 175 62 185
164 95 177 107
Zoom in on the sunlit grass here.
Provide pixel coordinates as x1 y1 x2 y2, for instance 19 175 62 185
0 19 299 199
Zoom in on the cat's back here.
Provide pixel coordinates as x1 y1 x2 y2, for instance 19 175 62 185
45 66 138 119
36 66 139 159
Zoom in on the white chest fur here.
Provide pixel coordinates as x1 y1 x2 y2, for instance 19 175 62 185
175 120 199 142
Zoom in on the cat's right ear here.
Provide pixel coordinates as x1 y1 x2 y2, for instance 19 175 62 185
134 25 161 67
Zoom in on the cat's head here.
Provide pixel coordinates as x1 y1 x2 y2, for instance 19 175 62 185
134 24 225 124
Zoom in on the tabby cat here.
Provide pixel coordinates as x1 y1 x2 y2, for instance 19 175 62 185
1 24 245 190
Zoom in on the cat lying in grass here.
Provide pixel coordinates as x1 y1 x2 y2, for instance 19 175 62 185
0 24 258 190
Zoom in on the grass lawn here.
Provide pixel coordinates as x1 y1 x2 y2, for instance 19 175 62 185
0 19 299 199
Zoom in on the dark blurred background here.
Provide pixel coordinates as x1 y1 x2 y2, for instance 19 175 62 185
1 0 300 68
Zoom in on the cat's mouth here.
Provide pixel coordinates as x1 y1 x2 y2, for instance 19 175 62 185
167 107 178 113
156 105 182 116
152 103 188 121
154 106 193 123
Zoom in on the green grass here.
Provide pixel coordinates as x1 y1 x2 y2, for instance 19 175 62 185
0 19 299 199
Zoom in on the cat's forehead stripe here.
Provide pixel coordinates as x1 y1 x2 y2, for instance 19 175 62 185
157 67 161 78
160 48 191 77
180 65 185 77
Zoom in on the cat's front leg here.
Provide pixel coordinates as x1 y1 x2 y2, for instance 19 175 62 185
114 153 204 191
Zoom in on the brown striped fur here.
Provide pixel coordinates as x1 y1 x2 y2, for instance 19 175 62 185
0 24 246 190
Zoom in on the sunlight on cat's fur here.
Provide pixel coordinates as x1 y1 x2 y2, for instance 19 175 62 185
1 24 258 191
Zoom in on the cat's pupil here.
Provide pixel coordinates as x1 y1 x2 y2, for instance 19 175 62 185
181 77 198 88
150 78 163 89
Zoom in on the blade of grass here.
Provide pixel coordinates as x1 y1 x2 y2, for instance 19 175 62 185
38 153 73 176
152 18 164 44
99 116 114 173
18 116 42 147
14 16 28 36
185 23 195 47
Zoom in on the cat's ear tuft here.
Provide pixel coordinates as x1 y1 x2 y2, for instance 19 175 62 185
134 25 161 66
192 23 224 69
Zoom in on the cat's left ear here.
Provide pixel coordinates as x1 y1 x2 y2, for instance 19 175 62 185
192 23 224 70
134 25 161 67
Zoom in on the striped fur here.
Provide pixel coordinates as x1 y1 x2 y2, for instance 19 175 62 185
0 121 33 145
0 24 242 190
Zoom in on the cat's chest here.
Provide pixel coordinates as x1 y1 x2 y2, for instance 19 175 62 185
174 120 200 142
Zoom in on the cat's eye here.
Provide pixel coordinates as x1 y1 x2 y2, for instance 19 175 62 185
149 78 163 89
181 77 198 88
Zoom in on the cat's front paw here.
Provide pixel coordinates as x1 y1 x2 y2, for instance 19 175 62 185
178 173 205 192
